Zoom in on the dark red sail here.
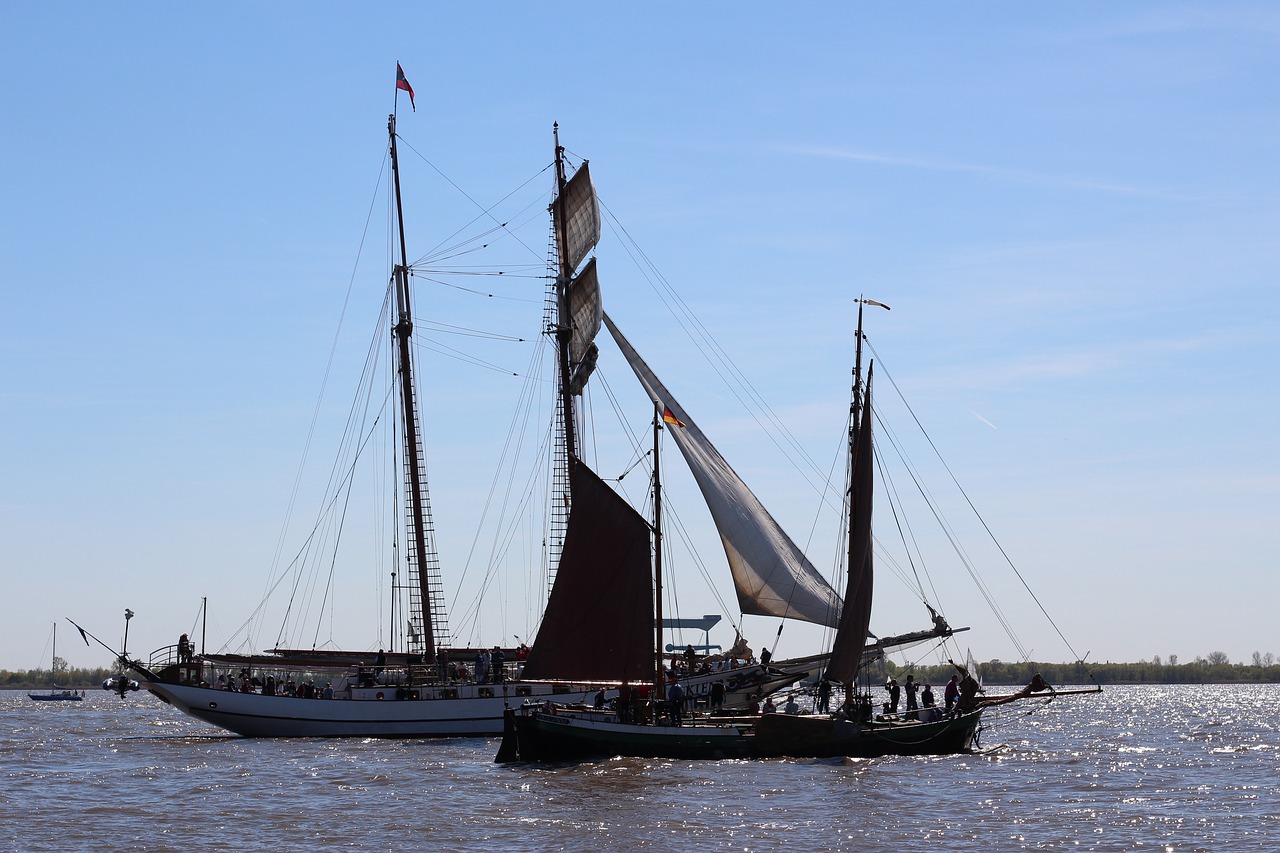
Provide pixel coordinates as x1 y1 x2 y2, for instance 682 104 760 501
521 461 655 683
825 365 874 684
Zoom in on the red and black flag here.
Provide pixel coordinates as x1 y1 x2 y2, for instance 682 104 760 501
396 63 415 111
662 406 686 428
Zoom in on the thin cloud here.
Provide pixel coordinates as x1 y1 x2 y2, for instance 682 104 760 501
781 144 1193 201
970 410 999 430
965 334 1219 387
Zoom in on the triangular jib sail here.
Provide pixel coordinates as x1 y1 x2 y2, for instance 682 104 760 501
603 313 842 628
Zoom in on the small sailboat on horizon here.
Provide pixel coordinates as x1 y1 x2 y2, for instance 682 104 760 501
28 623 85 702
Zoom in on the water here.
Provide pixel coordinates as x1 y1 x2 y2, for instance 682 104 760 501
2 685 1276 851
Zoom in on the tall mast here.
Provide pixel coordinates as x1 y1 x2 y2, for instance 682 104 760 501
652 403 665 702
853 299 865 430
388 112 436 657
552 123 579 464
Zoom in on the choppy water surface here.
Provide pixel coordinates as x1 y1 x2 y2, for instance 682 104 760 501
2 685 1276 851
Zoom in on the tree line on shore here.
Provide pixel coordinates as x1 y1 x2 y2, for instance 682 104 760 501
4 666 119 690
885 652 1280 687
8 651 1280 690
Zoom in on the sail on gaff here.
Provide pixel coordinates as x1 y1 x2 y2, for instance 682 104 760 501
603 313 843 629
824 365 875 683
520 461 656 683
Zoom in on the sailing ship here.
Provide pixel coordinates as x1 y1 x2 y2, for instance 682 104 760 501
498 300 1080 762
28 623 84 702
115 78 803 738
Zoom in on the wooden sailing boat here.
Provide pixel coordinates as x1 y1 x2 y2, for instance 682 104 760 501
28 623 84 702
498 299 1077 762
751 299 984 757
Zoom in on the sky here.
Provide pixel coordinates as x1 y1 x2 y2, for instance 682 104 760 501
3 3 1277 673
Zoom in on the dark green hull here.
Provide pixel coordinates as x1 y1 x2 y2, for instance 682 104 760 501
500 708 756 761
753 709 982 758
497 707 982 762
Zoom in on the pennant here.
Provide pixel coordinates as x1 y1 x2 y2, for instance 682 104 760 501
662 406 685 428
396 63 416 112
76 624 90 647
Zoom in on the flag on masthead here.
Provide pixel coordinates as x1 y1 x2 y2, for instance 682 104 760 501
396 63 415 111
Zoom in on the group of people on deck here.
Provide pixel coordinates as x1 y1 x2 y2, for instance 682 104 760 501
881 662 981 721
212 671 334 698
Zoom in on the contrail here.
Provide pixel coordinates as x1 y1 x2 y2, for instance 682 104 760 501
970 410 999 430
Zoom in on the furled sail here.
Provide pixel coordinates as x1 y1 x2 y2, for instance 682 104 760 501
825 366 875 683
554 162 601 273
521 460 655 683
603 313 843 628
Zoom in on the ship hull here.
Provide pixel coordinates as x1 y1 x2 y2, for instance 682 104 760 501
136 658 809 738
499 704 983 762
753 708 983 758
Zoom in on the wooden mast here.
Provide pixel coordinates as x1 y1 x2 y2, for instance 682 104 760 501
652 403 665 704
552 123 579 466
388 111 436 658
840 300 865 705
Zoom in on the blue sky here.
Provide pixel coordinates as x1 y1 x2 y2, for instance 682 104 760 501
3 4 1277 672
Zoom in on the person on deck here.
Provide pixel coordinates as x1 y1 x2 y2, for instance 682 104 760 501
709 680 726 710
490 646 506 683
885 677 901 714
615 682 631 723
817 679 832 714
759 647 772 667
921 683 939 721
957 671 981 713
944 674 960 713
667 681 685 725
904 674 919 720
177 634 192 663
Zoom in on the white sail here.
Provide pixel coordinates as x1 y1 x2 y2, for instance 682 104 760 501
603 313 842 628
554 162 601 272
567 257 602 365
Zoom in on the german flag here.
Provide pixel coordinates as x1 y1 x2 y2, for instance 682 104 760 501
662 406 685 428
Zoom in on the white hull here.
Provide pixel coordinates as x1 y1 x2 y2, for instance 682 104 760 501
140 659 818 738
144 679 571 738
